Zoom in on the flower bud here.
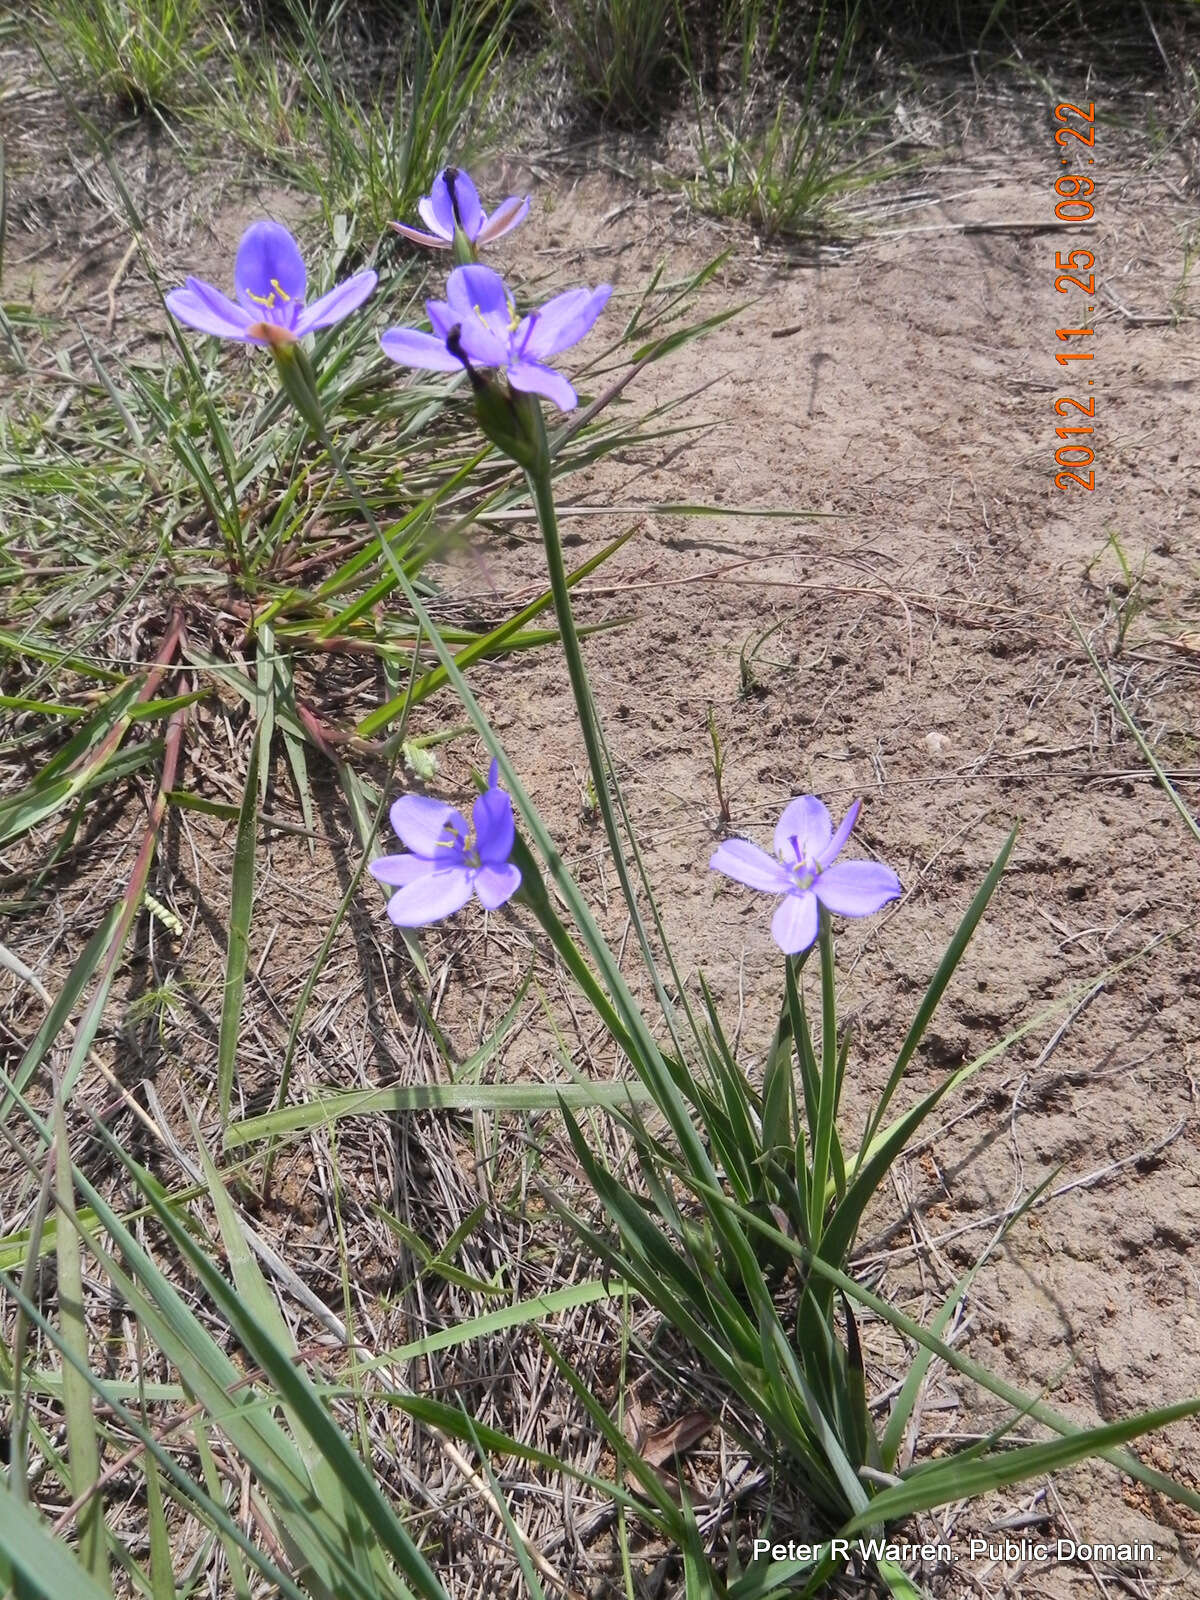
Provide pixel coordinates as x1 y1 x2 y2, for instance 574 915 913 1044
271 341 327 439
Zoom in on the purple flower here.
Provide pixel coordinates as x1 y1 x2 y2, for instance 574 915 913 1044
369 760 522 927
391 167 530 251
710 796 901 955
165 221 376 348
380 263 610 411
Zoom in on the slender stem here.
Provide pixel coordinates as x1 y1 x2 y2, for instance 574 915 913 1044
522 413 633 896
807 907 838 1250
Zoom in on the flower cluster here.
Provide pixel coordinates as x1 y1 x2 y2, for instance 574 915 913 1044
165 167 609 416
368 769 898 956
164 164 901 955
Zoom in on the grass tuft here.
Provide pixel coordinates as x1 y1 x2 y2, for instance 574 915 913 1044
537 0 677 125
680 2 907 239
38 0 216 114
206 0 507 243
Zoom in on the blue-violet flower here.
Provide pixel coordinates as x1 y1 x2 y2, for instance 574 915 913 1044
165 221 376 348
380 262 610 411
710 795 901 954
391 167 530 251
370 760 522 926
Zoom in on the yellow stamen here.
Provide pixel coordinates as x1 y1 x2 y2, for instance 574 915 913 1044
473 301 520 333
245 278 292 309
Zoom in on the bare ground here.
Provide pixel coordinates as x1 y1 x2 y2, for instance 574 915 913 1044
3 43 1200 1600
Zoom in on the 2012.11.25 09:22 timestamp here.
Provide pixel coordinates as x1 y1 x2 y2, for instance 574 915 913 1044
1052 99 1097 491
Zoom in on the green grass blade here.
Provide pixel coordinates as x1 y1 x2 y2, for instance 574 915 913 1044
876 1561 930 1600
218 732 260 1124
192 1119 387 1594
842 1395 1200 1529
226 1078 656 1147
695 1176 1200 1517
360 528 637 731
879 1172 1056 1471
106 1139 448 1600
142 1451 173 1600
0 905 121 1127
53 1099 108 1588
0 1483 116 1600
861 824 1017 1150
828 932 1169 1267
0 679 149 848
0 1266 316 1600
344 1281 624 1377
192 1422 254 1600
461 1416 548 1600
255 625 276 806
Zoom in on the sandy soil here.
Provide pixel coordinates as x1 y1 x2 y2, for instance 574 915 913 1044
3 43 1200 1600
464 128 1200 1594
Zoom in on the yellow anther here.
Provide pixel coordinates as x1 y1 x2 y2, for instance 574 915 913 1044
245 278 291 309
472 300 520 333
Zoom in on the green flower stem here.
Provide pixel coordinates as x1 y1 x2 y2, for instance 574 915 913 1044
517 402 715 1098
520 403 639 915
807 907 839 1252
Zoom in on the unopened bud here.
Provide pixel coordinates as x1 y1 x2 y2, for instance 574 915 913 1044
271 341 327 439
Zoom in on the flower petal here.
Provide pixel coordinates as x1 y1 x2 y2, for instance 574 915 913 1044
813 860 902 918
389 794 469 857
445 263 513 359
293 269 377 334
424 174 452 234
507 359 577 411
166 279 257 341
443 168 485 238
449 317 510 369
710 838 794 894
418 194 453 240
385 867 475 926
369 852 433 887
772 891 819 955
391 221 452 249
520 285 611 361
426 299 456 341
817 799 860 869
445 261 510 318
774 795 833 864
474 862 522 910
473 784 515 866
235 221 306 318
476 194 530 244
380 327 465 372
